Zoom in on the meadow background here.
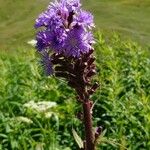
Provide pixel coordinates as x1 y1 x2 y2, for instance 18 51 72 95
0 0 150 149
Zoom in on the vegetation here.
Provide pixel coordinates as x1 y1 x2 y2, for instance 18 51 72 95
0 33 150 149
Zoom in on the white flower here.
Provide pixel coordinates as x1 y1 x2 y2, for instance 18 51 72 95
13 116 33 124
27 39 37 46
45 112 53 118
24 101 57 113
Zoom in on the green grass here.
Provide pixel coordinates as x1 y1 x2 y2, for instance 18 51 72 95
84 0 150 45
0 0 150 50
0 0 49 51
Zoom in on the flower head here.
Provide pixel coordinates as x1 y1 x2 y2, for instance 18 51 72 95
35 0 95 75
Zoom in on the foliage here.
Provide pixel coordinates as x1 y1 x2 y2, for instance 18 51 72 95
0 33 150 149
94 33 150 149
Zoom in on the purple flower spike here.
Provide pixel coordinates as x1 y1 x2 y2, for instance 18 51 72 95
35 0 95 74
35 1 99 150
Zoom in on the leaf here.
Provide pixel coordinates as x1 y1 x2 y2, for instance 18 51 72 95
96 130 127 150
35 143 44 150
98 129 107 142
72 128 84 149
0 133 7 138
101 138 127 150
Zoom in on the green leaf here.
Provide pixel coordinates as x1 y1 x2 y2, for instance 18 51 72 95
0 133 7 138
35 143 44 150
98 129 107 142
72 128 84 149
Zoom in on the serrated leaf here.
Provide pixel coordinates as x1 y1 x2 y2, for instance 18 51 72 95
72 128 84 149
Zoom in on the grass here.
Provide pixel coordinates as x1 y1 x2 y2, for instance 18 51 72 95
0 0 150 50
0 0 49 51
84 0 150 46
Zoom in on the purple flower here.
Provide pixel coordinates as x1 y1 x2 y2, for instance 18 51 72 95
63 0 81 12
48 29 67 53
47 15 63 31
48 1 69 21
35 9 63 29
74 10 95 29
35 0 95 75
36 30 66 53
35 10 54 28
41 51 53 75
63 26 94 57
36 31 52 51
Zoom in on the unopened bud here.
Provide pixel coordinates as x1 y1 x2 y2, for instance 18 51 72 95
86 69 96 77
92 82 99 90
88 82 99 95
88 57 96 66
88 89 95 95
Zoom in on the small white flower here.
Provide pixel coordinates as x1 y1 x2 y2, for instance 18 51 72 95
14 116 33 124
27 39 37 46
24 101 57 113
45 112 53 118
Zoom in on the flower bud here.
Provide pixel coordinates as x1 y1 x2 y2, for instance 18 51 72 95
86 69 96 77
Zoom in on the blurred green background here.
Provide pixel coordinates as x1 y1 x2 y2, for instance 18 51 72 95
0 0 150 51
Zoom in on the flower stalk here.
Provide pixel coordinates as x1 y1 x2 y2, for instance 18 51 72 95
34 0 101 149
83 101 95 150
51 49 99 150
